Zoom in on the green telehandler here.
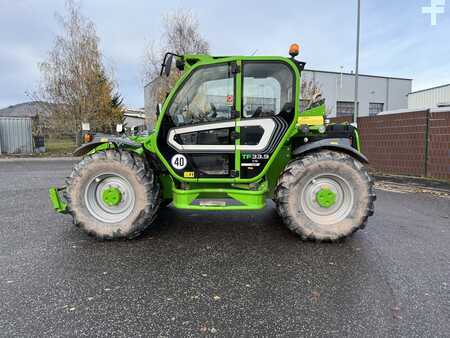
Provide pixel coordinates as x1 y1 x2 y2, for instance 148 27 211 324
49 44 375 241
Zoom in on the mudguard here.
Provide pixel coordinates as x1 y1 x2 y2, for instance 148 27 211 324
293 138 369 163
73 136 141 157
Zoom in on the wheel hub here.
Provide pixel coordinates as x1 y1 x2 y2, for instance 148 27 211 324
102 187 122 206
85 173 136 223
300 174 354 225
315 188 336 208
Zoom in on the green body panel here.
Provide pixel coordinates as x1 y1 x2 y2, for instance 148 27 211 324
172 181 268 210
354 128 361 151
49 53 366 213
83 141 144 157
301 104 327 116
234 60 242 173
265 145 292 195
87 142 111 154
49 187 68 214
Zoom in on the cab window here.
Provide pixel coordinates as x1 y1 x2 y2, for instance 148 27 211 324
168 64 234 126
242 62 294 118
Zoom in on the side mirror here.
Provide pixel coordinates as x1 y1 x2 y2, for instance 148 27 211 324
165 54 173 77
116 124 123 133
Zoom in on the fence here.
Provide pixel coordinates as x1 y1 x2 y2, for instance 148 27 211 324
0 117 34 154
331 110 450 180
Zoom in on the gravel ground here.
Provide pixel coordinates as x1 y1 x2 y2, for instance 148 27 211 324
0 159 448 337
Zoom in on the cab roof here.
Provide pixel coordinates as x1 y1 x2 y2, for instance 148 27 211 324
181 54 305 72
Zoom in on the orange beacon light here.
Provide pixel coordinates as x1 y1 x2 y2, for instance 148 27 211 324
289 43 300 58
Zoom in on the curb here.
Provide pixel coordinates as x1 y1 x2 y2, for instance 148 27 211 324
374 173 450 193
0 156 81 162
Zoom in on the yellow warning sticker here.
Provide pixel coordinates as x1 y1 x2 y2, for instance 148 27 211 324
183 171 195 178
298 116 324 126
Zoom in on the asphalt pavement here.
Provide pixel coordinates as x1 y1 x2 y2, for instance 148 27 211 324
0 159 449 337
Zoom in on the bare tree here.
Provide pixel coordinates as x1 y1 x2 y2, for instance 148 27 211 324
39 0 124 144
301 80 332 115
142 9 209 85
142 9 209 125
163 9 209 56
301 80 321 105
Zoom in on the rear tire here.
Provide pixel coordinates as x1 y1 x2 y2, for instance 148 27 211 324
65 150 160 240
275 150 375 241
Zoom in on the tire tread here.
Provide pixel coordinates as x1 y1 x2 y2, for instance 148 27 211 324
274 150 375 241
64 149 160 240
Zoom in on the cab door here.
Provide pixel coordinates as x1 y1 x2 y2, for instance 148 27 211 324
157 62 241 179
237 61 296 179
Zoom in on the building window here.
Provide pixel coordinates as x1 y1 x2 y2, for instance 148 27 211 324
336 101 355 117
369 102 384 116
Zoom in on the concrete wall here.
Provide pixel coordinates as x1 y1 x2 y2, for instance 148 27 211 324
302 70 412 117
408 84 450 109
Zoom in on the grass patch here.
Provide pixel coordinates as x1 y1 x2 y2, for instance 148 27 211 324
44 138 76 155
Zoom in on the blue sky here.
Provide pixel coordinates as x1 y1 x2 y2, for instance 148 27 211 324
0 0 449 108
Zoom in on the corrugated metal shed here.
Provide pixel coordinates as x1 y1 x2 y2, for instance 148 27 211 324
408 84 450 109
0 117 33 154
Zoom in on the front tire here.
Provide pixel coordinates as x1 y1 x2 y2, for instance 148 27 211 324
275 150 375 241
65 150 160 240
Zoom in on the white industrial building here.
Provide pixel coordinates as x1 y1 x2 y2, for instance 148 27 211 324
124 109 146 130
408 84 450 109
301 69 412 117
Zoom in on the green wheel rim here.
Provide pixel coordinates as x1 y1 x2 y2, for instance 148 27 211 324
85 173 136 223
102 187 122 206
300 173 354 225
316 188 337 208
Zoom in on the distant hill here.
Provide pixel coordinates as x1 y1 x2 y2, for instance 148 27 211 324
0 101 54 118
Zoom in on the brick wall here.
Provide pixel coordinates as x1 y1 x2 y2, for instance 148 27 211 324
428 111 450 179
331 110 450 180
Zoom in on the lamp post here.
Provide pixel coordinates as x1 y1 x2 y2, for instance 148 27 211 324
354 0 361 125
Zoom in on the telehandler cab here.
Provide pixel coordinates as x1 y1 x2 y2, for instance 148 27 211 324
49 44 375 241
